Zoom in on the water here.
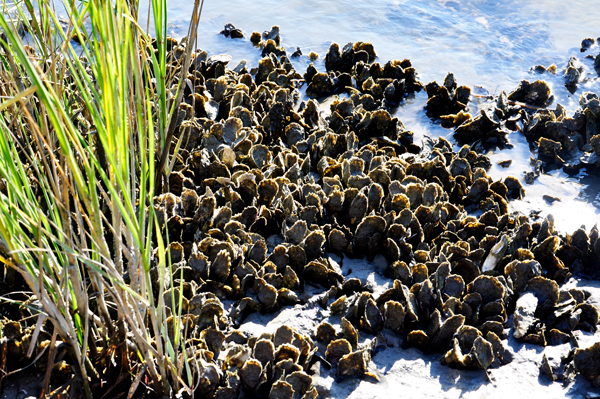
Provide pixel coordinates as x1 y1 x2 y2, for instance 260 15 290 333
136 0 600 233
139 0 599 91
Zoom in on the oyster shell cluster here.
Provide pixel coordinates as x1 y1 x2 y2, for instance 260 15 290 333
4 25 600 397
424 56 600 177
145 26 600 395
142 25 600 396
522 91 600 174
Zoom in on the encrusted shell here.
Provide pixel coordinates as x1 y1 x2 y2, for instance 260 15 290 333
337 350 369 378
240 358 264 390
326 339 352 365
253 339 275 366
274 343 300 364
467 275 504 305
268 380 295 399
574 341 600 383
341 317 359 349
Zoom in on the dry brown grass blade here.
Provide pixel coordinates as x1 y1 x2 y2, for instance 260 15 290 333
127 364 148 399
0 85 37 112
26 313 46 358
40 329 59 398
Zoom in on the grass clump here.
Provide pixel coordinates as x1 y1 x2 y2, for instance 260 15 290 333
0 0 204 396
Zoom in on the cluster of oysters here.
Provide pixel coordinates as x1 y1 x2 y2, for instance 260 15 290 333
139 25 600 397
423 51 600 179
3 25 600 398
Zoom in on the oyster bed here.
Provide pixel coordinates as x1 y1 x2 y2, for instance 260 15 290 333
3 25 600 398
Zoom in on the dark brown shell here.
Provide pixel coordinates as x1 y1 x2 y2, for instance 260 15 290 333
383 300 406 334
303 260 341 288
316 322 337 344
200 328 226 354
337 350 369 378
328 229 349 254
286 220 308 245
240 358 264 390
361 298 384 334
468 275 505 305
411 263 429 284
574 341 600 382
575 303 600 326
274 343 300 364
341 317 359 349
504 259 542 294
442 274 465 298
273 325 294 347
255 278 278 310
284 371 312 398
268 380 295 399
282 266 300 290
457 325 482 354
326 339 352 365
431 315 465 352
471 336 494 370
390 260 412 284
349 192 368 225
253 339 275 366
189 248 209 279
407 330 430 351
258 179 279 206
452 258 481 284
353 215 386 255
303 230 326 260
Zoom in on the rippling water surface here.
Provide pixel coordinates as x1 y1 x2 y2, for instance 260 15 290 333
139 0 599 89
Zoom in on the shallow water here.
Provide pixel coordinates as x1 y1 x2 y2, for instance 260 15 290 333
135 0 600 233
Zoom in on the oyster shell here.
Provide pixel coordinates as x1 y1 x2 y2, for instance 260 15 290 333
383 300 406 334
269 380 295 399
240 358 264 390
303 230 326 260
254 339 275 366
353 215 387 256
326 339 352 365
513 292 538 339
468 275 505 305
525 276 559 317
574 341 600 384
482 235 508 272
274 343 301 364
255 278 278 310
286 220 308 245
471 336 494 370
341 317 359 349
337 350 369 379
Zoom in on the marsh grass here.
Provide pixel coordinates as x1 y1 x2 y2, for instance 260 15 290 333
0 0 203 396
